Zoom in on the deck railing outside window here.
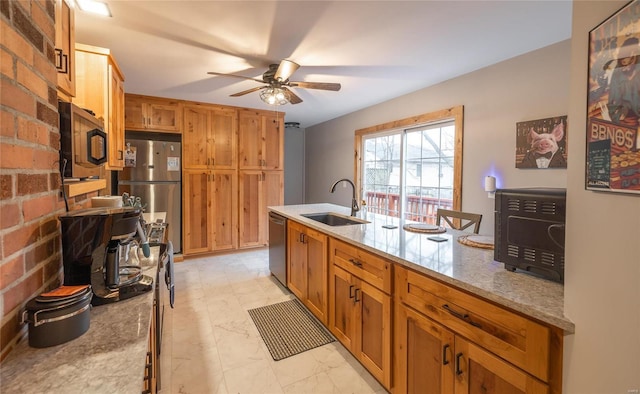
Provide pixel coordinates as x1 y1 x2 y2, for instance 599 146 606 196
364 191 452 224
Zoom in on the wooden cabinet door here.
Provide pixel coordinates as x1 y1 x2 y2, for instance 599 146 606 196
238 110 262 169
108 64 125 169
395 304 455 394
304 228 328 324
329 265 357 350
183 170 212 254
125 95 181 132
261 171 284 243
147 101 181 131
262 113 283 170
239 170 283 248
287 222 307 300
55 0 75 99
183 106 210 169
355 279 391 388
211 108 237 169
211 170 238 251
454 338 549 394
74 45 124 170
238 171 263 248
124 95 146 129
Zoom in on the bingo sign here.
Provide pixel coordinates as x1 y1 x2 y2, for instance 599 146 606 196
586 0 640 195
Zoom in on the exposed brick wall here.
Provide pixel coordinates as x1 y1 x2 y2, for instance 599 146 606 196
0 0 95 361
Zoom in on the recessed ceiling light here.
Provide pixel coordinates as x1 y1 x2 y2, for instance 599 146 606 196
75 0 112 17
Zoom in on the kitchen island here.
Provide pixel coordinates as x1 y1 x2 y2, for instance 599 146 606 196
0 246 162 393
270 203 574 333
270 203 574 394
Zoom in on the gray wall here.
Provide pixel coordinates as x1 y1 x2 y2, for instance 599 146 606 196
284 125 305 204
306 40 570 235
564 1 640 392
303 2 640 391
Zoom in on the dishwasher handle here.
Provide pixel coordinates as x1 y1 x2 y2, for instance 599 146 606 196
269 212 286 226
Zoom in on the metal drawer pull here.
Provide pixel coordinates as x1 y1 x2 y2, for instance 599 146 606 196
442 304 482 328
349 285 355 299
354 288 361 303
349 258 362 267
442 344 450 365
455 352 464 375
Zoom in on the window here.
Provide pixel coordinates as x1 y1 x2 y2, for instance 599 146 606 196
355 106 463 224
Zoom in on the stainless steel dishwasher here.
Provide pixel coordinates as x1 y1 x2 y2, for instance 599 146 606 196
268 212 287 286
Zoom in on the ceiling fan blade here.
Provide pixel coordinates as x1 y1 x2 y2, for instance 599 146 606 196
230 86 267 97
289 81 341 91
282 87 303 104
274 60 300 82
207 71 264 83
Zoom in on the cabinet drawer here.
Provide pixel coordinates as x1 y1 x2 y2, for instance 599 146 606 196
395 265 551 382
330 238 392 294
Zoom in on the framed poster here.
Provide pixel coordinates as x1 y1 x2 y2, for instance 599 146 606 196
516 116 568 169
587 0 640 194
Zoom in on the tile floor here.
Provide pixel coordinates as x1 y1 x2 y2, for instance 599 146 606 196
159 248 387 394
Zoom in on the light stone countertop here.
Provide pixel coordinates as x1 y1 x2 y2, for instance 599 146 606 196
0 246 161 393
269 203 575 334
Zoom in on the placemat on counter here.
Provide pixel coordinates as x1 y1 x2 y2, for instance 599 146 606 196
403 223 446 234
457 235 494 249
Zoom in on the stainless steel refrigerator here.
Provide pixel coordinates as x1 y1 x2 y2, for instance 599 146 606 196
118 131 182 253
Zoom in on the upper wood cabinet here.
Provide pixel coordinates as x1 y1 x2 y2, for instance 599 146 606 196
73 44 125 170
183 104 237 170
125 94 182 132
238 109 283 170
55 0 75 99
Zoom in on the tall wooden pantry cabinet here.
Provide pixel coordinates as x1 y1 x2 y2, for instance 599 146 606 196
182 104 284 255
238 109 284 248
182 104 238 254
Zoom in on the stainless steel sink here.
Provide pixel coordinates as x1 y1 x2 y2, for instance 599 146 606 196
301 212 369 226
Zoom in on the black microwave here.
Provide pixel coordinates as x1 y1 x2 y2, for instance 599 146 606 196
59 101 107 179
494 188 566 283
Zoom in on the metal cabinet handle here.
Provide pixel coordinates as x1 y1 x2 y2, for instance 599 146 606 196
55 48 68 74
354 288 361 303
443 344 450 365
349 258 363 267
442 304 482 328
455 352 464 376
349 285 355 299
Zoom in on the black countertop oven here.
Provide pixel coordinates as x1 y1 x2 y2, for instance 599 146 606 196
494 188 566 283
59 100 107 179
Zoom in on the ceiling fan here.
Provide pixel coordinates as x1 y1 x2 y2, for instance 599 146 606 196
207 60 341 105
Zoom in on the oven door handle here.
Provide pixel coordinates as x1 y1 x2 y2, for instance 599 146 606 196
164 241 175 308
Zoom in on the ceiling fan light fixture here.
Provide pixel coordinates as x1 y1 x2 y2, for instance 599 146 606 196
260 87 289 106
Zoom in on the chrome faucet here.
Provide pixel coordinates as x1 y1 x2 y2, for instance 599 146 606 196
330 178 360 216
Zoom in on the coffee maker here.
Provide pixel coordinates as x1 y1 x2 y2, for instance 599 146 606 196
59 207 153 305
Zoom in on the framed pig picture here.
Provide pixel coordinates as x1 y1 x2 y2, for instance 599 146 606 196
587 0 640 194
516 116 568 169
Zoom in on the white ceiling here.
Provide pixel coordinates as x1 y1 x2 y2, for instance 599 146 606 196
74 1 573 128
